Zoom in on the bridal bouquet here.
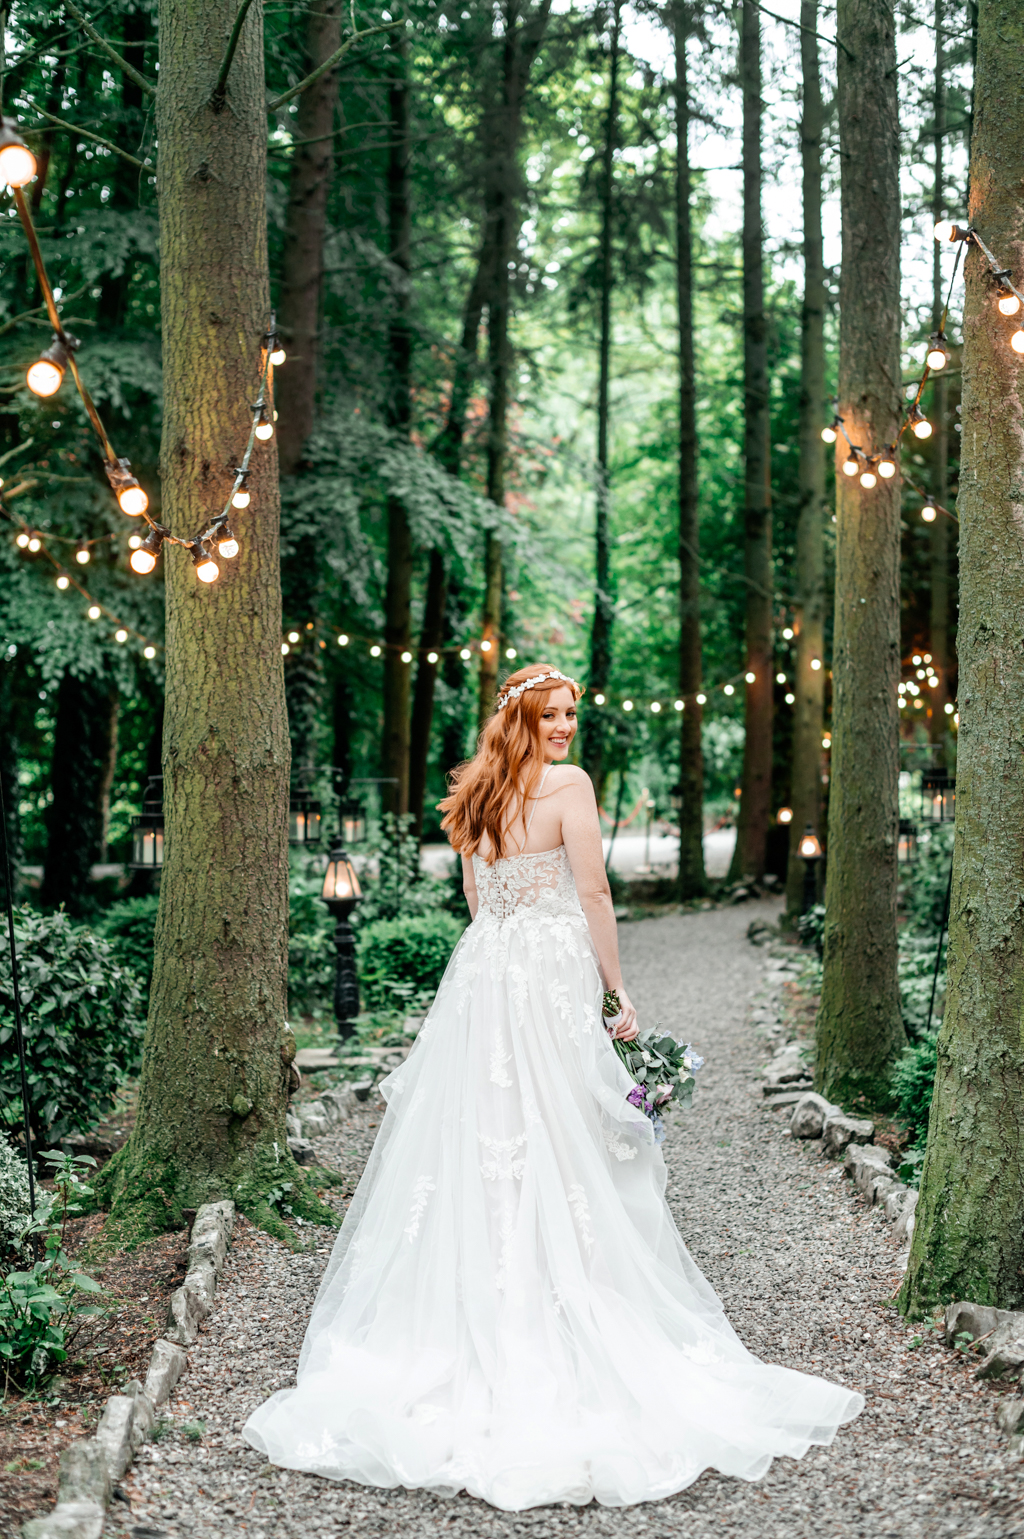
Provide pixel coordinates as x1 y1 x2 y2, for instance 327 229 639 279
604 993 704 1142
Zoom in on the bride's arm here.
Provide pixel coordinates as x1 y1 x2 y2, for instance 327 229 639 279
461 854 479 920
559 770 638 1040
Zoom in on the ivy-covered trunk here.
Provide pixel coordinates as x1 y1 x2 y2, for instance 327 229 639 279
814 0 906 1106
901 0 1024 1315
97 0 331 1242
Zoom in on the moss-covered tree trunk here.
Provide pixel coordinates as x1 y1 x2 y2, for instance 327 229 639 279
729 0 772 882
814 0 906 1106
901 0 1024 1315
674 2 705 901
98 0 329 1240
785 0 827 920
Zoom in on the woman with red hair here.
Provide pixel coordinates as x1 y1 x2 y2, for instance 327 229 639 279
245 663 862 1510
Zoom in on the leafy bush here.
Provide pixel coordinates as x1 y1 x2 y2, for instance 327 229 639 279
355 814 453 926
898 934 945 1038
96 895 159 1007
357 912 465 1011
0 1139 32 1262
287 881 334 1016
0 908 145 1148
797 903 826 957
893 1030 938 1148
899 823 954 934
0 1150 107 1388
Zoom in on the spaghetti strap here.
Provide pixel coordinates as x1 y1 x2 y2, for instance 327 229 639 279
525 764 551 837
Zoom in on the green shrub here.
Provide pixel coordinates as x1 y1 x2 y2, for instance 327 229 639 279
893 1030 938 1148
0 1138 32 1262
898 934 945 1038
287 883 334 1016
0 908 145 1148
355 814 453 926
899 823 954 934
357 912 465 1011
96 895 160 1007
797 903 826 957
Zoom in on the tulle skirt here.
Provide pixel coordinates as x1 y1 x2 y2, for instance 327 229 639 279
243 905 863 1510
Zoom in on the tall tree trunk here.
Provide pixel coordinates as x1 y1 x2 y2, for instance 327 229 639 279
900 0 1024 1316
582 0 621 794
408 549 447 836
674 3 706 900
728 0 773 881
814 0 906 1107
97 0 325 1239
928 0 951 744
785 0 828 920
40 674 117 916
380 40 413 816
275 0 341 476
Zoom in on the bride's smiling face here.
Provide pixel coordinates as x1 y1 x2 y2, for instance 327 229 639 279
537 686 578 763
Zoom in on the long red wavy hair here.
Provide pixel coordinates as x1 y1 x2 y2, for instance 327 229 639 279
439 663 583 861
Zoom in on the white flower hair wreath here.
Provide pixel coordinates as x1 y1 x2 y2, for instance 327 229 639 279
494 670 580 711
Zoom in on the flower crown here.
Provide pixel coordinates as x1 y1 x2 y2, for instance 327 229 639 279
494 670 580 712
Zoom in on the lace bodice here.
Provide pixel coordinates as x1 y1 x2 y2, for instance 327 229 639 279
472 846 583 923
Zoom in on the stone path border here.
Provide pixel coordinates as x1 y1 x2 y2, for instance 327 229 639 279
22 1201 235 1539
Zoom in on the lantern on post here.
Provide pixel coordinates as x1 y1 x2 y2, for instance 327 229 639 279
920 770 955 824
288 783 322 847
897 819 919 865
321 832 363 1040
129 776 164 869
342 797 366 847
797 824 823 914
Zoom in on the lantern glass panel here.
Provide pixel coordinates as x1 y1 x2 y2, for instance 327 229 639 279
342 799 366 846
323 855 362 903
289 793 322 846
920 772 955 823
897 819 918 864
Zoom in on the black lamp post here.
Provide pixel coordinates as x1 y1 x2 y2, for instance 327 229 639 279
797 824 823 913
321 831 363 1040
129 776 164 870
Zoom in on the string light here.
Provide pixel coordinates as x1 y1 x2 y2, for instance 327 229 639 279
427 651 438 663
55 573 69 590
270 345 286 367
254 406 274 441
338 634 349 646
144 646 156 660
998 289 1020 316
88 605 100 619
674 699 684 711
480 639 492 652
115 628 128 644
820 419 838 444
460 648 471 660
401 650 413 663
232 486 251 509
1011 330 1024 355
908 407 932 440
287 631 300 643
27 335 72 398
810 658 822 671
217 529 239 559
860 467 877 489
192 544 219 584
723 684 735 697
877 448 897 478
75 541 90 565
506 647 517 659
744 671 755 684
281 642 290 655
696 693 706 704
594 693 606 704
925 335 951 372
842 452 859 477
370 645 382 657
921 504 937 523
28 536 40 552
15 532 29 549
785 692 795 704
650 701 661 713
782 626 793 640
0 118 38 187
623 699 634 711
776 672 786 684
130 527 164 575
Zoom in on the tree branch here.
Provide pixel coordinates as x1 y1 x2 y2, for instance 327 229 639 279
752 1 854 59
26 108 147 168
63 0 157 97
209 0 258 111
267 21 403 111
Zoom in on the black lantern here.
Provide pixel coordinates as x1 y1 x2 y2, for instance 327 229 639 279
342 797 366 847
289 785 322 846
321 834 363 1039
129 776 164 869
897 818 919 865
797 823 823 914
920 770 955 823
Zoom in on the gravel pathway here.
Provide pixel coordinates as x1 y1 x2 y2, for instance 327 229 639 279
107 901 1024 1539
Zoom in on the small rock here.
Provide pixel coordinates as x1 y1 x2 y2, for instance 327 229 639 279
729 886 751 904
869 1173 901 1206
320 1087 356 1123
945 1299 1019 1346
287 1136 316 1165
22 1501 106 1539
351 1079 375 1102
294 1048 340 1070
823 1113 875 1156
747 919 774 945
843 1142 893 1196
142 1340 188 1408
293 1105 330 1138
58 1441 111 1509
975 1318 1024 1381
882 1184 911 1221
286 1113 303 1141
764 1090 812 1110
996 1397 1024 1436
790 1092 839 1139
893 1188 918 1243
763 1079 813 1098
95 1395 136 1480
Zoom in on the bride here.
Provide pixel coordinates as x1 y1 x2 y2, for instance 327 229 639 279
243 662 863 1511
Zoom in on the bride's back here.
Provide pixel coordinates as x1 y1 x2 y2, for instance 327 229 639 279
471 764 591 863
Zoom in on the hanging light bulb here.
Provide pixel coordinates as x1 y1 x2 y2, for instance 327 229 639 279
370 644 382 657
401 650 413 664
427 651 439 664
933 218 966 243
921 504 937 523
15 532 29 549
232 486 251 509
115 628 129 644
130 527 164 574
860 466 878 488
877 447 897 478
144 645 156 660
88 605 101 620
27 536 41 552
842 452 859 477
287 631 300 643
254 405 274 441
650 701 661 713
338 633 349 646
909 407 933 439
997 288 1021 316
723 684 735 697
696 692 706 705
460 647 471 661
925 335 951 372
270 344 286 366
820 419 838 444
480 639 492 652
55 573 70 590
75 541 90 565
745 671 755 684
105 457 149 516
192 542 219 583
0 119 38 187
622 699 634 711
506 646 517 659
217 526 239 559
1010 330 1024 355
26 334 71 397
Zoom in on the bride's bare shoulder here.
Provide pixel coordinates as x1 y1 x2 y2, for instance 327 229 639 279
548 765 596 797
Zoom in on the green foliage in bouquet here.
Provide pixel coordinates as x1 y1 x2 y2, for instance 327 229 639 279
613 1027 705 1133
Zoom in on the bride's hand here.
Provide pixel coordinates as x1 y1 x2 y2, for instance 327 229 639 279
612 989 638 1041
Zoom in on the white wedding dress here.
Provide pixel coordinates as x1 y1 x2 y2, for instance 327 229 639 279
244 792 863 1510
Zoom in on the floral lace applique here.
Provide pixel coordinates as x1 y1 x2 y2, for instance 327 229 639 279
404 1175 436 1241
683 1339 727 1367
494 1204 516 1291
489 1041 513 1088
479 1131 527 1181
567 1183 594 1254
472 847 582 923
604 1130 638 1162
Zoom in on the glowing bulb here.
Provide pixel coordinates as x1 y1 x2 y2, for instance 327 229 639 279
933 219 957 243
480 639 492 652
75 544 90 564
144 645 156 660
622 699 633 711
842 453 859 477
88 605 101 619
427 651 438 664
255 417 274 441
115 628 128 643
944 701 954 715
0 136 37 188
15 532 29 549
926 346 949 372
1011 330 1024 354
506 647 517 659
232 488 251 509
822 736 831 749
594 693 606 704
26 358 63 397
28 537 41 552
674 699 684 711
401 650 413 663
270 346 286 366
696 693 706 705
460 648 471 660
877 455 896 478
785 692 795 704
724 684 735 697
338 633 349 646
782 626 793 640
860 470 877 488
195 557 219 583
118 485 149 516
650 701 661 713
55 574 69 590
776 672 786 684
281 642 290 655
810 658 822 671
370 644 382 657
777 807 793 824
998 292 1021 316
130 547 157 574
899 696 907 708
921 504 937 522
287 631 299 643
820 424 837 444
745 671 755 684
924 653 932 662
218 536 239 559
912 416 933 440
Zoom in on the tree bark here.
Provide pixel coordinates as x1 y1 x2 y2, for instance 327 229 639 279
674 4 706 900
40 673 117 917
785 0 827 920
928 0 951 744
380 39 413 816
582 0 621 795
408 548 446 836
814 0 906 1107
97 0 327 1241
729 0 773 882
275 0 341 477
901 0 1024 1315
